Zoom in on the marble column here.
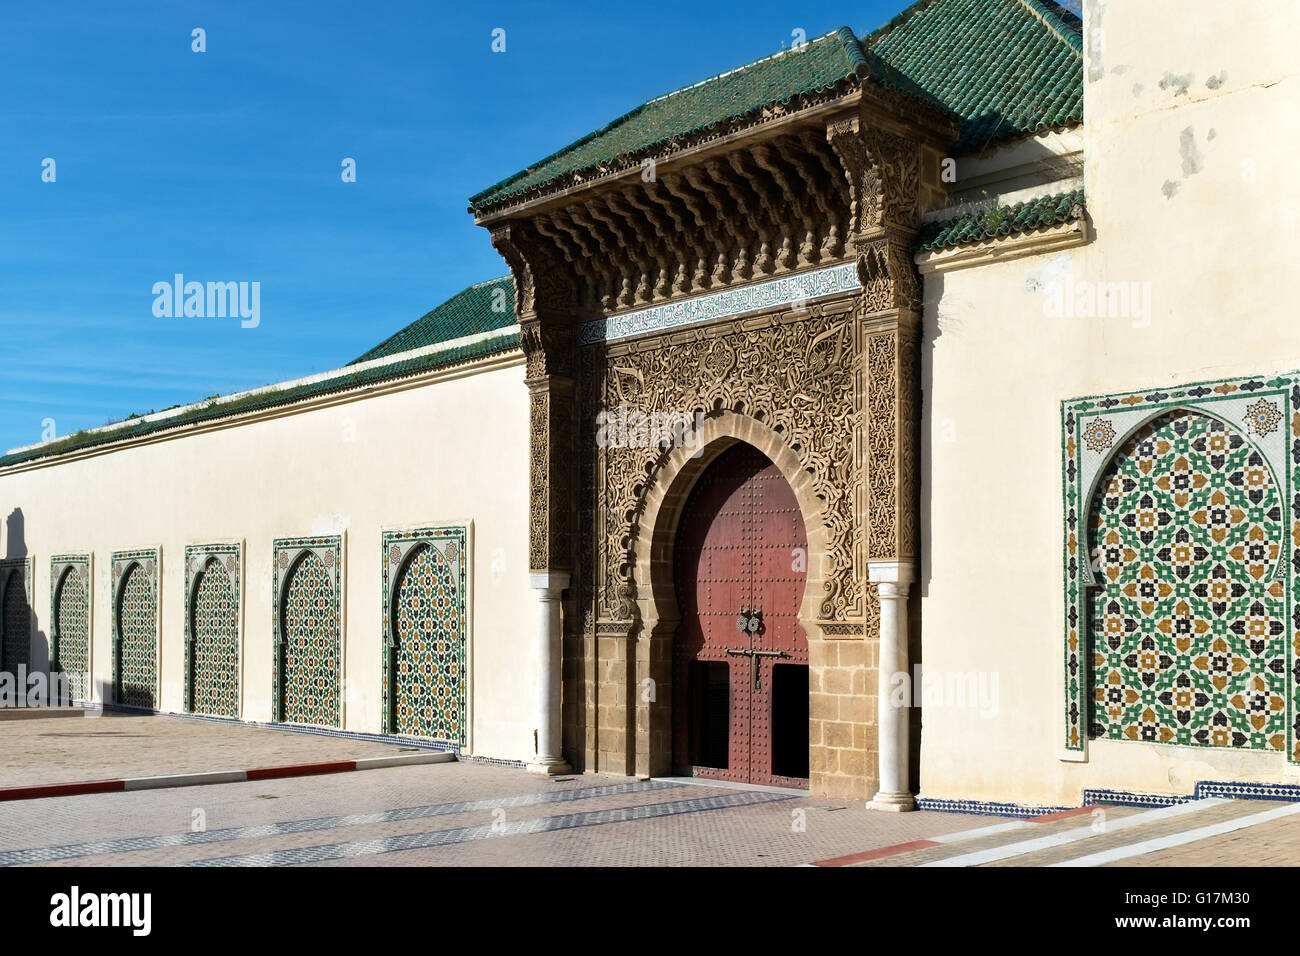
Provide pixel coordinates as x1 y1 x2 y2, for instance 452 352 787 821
867 561 915 811
527 571 571 775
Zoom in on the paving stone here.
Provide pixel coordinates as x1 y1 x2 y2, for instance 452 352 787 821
0 760 987 867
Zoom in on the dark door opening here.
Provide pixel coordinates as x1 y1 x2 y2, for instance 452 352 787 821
770 663 809 780
689 660 730 769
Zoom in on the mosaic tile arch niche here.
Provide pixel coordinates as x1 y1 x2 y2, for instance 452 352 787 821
1061 374 1300 762
111 549 160 710
0 556 33 677
380 526 468 744
185 543 241 719
50 554 91 703
273 535 343 728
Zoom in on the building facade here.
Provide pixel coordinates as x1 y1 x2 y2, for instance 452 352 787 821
2 0 1298 810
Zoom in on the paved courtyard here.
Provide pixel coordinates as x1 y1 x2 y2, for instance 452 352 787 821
0 756 985 866
0 710 414 787
0 713 1298 866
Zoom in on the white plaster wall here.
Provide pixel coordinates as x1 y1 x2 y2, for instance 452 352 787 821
0 357 537 763
918 0 1300 804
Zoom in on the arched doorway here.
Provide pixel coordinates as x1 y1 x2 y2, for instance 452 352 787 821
672 441 809 787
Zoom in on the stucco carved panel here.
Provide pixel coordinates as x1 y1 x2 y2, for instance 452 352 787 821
590 300 865 625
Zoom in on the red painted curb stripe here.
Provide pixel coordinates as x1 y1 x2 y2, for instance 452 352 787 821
0 755 434 802
245 760 357 781
1030 804 1098 822
0 779 126 802
812 839 941 867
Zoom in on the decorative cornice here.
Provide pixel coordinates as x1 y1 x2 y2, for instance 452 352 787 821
579 262 860 345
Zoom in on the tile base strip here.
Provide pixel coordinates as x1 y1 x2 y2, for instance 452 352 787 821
914 796 1072 818
1196 780 1300 802
923 781 1300 817
1082 788 1193 809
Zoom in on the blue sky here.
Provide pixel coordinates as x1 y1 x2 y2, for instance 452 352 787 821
0 0 922 453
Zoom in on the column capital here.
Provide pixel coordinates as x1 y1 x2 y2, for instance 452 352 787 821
866 560 916 587
529 571 570 596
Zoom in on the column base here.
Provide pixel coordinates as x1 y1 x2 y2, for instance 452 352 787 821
526 757 572 776
868 791 916 812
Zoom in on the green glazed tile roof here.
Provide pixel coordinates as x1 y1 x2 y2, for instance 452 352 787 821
1 287 521 469
469 28 874 214
468 0 1082 212
916 187 1084 250
352 276 517 363
869 0 1083 151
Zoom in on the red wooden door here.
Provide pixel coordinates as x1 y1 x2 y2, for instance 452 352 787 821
673 442 809 787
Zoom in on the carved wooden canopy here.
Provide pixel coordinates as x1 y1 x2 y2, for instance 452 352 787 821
481 80 956 321
478 77 958 599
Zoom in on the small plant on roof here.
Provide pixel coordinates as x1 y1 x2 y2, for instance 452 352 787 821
976 189 1013 233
